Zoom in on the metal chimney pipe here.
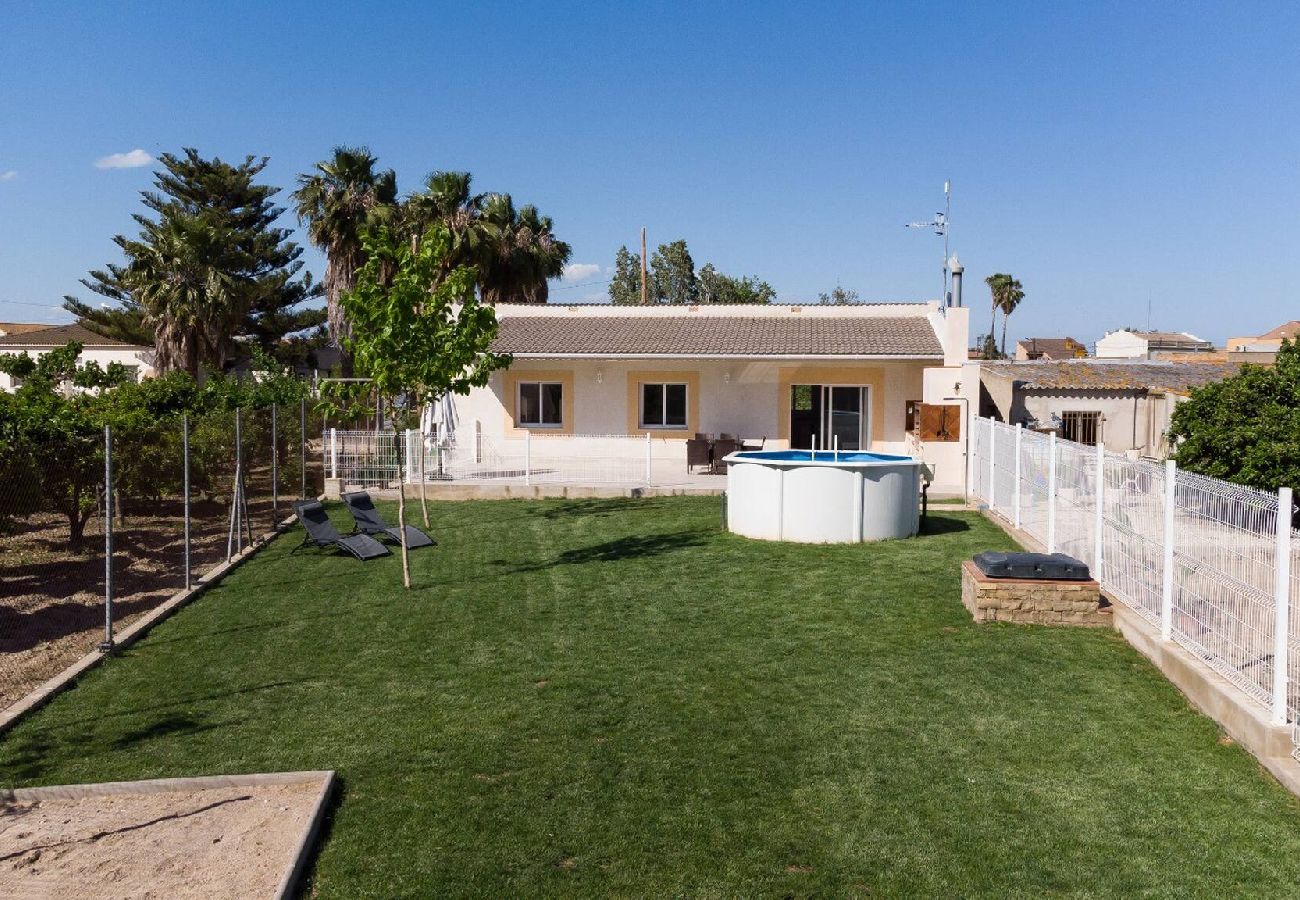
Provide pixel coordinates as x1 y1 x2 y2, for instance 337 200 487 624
947 254 964 308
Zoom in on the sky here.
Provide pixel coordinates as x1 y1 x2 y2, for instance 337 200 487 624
1 1 1296 348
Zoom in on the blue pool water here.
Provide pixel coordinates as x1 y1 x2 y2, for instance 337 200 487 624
733 450 914 463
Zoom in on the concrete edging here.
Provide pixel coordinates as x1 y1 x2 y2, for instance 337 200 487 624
0 769 336 900
973 504 1300 798
0 511 301 739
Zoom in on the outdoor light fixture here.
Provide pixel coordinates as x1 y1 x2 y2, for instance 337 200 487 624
594 370 603 384
723 371 732 384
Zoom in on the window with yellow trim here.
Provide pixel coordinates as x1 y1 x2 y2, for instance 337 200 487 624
640 383 687 429
518 381 564 427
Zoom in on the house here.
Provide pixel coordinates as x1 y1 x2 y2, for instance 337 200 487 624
978 358 1243 457
457 301 975 494
0 323 154 391
1226 320 1299 363
1014 337 1087 360
1095 329 1215 359
0 322 57 337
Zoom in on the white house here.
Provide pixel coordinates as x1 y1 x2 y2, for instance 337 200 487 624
0 323 154 391
455 301 976 494
1095 329 1215 359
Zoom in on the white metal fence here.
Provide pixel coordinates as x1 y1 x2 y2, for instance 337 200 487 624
322 430 689 488
970 417 1300 758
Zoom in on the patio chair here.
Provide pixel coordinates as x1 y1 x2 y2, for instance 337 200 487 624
719 433 736 441
686 438 712 473
341 491 436 549
711 439 739 472
292 500 391 560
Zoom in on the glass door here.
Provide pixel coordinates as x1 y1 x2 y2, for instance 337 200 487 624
822 386 868 450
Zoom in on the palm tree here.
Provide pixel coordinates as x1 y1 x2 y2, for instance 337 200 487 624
984 273 1024 359
403 171 487 277
292 147 397 346
476 194 571 304
125 215 246 377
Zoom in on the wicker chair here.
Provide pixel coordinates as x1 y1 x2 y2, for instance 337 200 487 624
686 438 712 473
710 439 739 472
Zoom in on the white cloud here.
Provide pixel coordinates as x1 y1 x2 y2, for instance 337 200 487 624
560 262 601 282
0 171 16 182
94 149 153 170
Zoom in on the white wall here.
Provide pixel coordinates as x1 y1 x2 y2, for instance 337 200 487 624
0 345 153 392
1095 332 1149 359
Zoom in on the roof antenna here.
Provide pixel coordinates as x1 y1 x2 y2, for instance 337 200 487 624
906 180 951 306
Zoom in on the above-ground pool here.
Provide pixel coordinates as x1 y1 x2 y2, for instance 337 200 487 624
723 449 923 543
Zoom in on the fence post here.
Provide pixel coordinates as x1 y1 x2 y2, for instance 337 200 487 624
183 414 191 590
271 403 278 520
1272 486 1293 725
987 421 996 510
1013 423 1023 530
1046 432 1057 552
330 427 338 481
1161 458 1177 641
645 432 652 486
524 430 532 486
99 423 114 652
404 429 417 484
1093 441 1104 577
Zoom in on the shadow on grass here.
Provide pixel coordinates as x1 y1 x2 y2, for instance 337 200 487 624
111 712 234 750
529 497 670 520
920 513 971 536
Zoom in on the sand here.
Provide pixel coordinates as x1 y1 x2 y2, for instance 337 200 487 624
0 780 321 899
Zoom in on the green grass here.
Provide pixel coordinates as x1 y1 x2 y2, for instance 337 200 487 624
4 497 1300 897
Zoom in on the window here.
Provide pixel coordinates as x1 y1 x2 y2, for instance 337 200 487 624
1060 411 1102 446
518 381 563 427
641 383 687 429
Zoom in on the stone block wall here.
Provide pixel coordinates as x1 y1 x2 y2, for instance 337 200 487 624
960 560 1110 627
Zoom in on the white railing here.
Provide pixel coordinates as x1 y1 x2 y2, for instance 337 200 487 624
969 417 1300 757
323 430 688 489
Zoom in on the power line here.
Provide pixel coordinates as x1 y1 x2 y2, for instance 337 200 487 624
549 277 612 293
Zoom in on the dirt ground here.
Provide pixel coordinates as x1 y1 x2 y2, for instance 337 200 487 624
0 480 298 712
0 780 322 898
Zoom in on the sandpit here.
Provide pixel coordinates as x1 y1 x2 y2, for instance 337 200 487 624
0 772 333 899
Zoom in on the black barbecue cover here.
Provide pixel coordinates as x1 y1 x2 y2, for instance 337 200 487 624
971 551 1091 581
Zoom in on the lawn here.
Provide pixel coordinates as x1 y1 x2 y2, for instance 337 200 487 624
3 497 1300 896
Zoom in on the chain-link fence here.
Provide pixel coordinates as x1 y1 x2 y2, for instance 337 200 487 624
0 399 323 716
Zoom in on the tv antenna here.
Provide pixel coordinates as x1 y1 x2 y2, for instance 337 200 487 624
906 180 951 305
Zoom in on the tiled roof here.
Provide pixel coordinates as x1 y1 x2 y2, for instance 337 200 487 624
1259 320 1300 341
0 323 144 348
1017 337 1085 358
491 315 943 357
0 322 55 336
982 360 1245 395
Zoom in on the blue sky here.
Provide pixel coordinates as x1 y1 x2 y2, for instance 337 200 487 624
1 2 1296 347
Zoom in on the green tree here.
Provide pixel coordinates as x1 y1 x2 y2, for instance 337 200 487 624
609 246 644 305
324 225 510 587
698 265 775 304
293 146 398 346
818 286 860 305
66 148 323 371
476 194 572 304
650 240 697 305
1168 340 1300 505
984 273 1024 359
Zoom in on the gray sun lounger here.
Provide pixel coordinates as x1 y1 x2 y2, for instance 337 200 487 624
292 500 391 560
341 491 436 549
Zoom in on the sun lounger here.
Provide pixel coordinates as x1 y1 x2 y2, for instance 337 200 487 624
341 491 436 549
292 500 391 560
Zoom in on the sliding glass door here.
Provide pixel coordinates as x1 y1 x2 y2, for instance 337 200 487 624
790 385 871 450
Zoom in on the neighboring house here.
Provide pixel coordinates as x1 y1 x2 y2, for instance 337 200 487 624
1095 329 1215 359
1226 320 1299 364
0 322 57 337
0 323 154 391
1014 337 1087 360
978 359 1243 458
458 301 975 493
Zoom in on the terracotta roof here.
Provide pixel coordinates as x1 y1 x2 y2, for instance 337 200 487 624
0 322 56 336
1017 337 1085 358
1259 320 1300 341
0 323 144 349
982 360 1245 395
491 315 943 357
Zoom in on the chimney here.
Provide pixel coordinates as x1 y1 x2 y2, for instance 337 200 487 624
947 254 964 308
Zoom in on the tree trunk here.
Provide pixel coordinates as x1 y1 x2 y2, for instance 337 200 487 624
990 302 998 354
1000 313 1009 358
394 416 411 590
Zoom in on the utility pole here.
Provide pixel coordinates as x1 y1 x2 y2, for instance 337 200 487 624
640 227 649 305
